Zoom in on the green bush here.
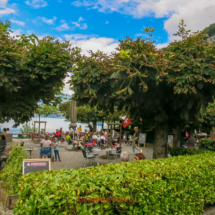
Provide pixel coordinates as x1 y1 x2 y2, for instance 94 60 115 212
168 146 205 157
199 138 215 151
1 146 29 195
14 152 215 215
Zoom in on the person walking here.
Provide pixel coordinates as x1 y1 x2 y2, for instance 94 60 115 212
132 127 142 153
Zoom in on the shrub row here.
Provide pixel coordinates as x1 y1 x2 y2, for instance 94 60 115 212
199 138 215 151
2 146 28 195
168 146 205 157
14 152 215 215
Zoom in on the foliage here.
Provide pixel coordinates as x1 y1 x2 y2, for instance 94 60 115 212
20 122 38 133
168 146 205 157
201 23 215 39
198 101 215 131
173 19 191 40
199 138 215 151
71 20 215 158
35 104 60 118
59 100 127 123
0 21 80 127
14 152 215 214
1 146 29 195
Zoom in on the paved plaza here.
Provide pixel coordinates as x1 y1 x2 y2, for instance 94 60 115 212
5 139 153 170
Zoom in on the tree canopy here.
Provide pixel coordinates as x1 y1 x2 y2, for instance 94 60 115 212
0 21 80 126
71 20 215 158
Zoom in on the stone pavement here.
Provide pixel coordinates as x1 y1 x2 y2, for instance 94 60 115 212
5 139 153 170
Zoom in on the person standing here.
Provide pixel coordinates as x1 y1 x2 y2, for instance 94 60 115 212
132 127 142 153
86 123 93 133
187 135 197 148
51 137 62 162
112 130 117 139
78 125 82 132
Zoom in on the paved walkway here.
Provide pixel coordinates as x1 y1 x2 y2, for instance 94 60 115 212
5 139 153 170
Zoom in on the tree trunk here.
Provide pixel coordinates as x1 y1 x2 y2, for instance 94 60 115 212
93 121 97 132
38 114 41 142
153 124 168 159
102 119 104 130
173 128 181 147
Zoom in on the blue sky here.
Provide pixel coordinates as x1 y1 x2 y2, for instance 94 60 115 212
1 0 215 94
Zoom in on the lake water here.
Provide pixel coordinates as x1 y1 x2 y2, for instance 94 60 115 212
0 117 104 133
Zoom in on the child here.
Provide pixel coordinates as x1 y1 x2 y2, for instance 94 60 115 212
51 137 62 162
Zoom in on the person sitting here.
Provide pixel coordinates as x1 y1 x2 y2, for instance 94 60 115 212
55 129 61 140
120 151 129 162
6 128 10 133
134 153 145 161
65 132 71 142
40 131 45 139
115 142 120 149
3 128 7 134
68 137 80 149
84 132 91 141
187 135 197 148
92 132 99 142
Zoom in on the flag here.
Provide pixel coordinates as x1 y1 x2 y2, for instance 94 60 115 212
186 131 189 138
122 115 131 128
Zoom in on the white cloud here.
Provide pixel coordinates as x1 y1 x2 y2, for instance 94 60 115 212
55 23 70 31
62 73 74 95
9 29 22 38
25 0 47 8
60 19 66 23
71 17 88 30
66 34 118 56
40 16 57 25
0 7 15 15
105 21 109 24
72 0 215 42
10 19 25 26
156 42 169 49
62 34 119 95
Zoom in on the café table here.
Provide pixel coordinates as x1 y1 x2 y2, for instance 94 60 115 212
92 148 116 163
25 147 38 159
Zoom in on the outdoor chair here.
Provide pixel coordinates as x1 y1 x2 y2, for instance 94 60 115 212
110 147 122 161
85 138 96 147
86 146 98 156
81 149 96 167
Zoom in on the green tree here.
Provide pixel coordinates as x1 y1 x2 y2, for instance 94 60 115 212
71 21 215 158
0 21 80 127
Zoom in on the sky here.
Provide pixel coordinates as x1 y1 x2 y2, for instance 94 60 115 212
1 0 215 95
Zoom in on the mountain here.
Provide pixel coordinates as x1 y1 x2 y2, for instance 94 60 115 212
202 23 215 39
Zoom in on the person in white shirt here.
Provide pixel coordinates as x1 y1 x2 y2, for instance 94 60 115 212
6 128 10 133
92 132 100 142
40 135 51 147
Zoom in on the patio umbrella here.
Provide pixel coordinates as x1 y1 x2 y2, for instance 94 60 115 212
69 100 77 138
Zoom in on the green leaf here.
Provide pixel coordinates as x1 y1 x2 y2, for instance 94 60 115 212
128 87 133 95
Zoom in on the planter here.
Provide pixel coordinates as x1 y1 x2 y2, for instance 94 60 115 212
0 181 18 210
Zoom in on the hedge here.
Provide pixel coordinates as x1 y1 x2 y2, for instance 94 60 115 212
199 138 215 151
14 152 215 215
168 146 206 157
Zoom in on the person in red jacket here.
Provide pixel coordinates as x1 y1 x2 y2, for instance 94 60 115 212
55 129 61 140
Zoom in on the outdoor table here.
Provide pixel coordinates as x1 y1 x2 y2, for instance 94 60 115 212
92 148 116 163
25 147 38 159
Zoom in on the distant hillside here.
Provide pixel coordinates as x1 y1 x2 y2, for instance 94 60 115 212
202 23 215 39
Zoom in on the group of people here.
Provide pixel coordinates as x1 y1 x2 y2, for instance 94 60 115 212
40 135 62 162
2 128 10 133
